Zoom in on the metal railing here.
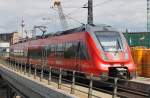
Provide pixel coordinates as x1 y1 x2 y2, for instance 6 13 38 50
3 59 150 98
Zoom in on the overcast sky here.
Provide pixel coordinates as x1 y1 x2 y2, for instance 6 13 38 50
0 0 147 35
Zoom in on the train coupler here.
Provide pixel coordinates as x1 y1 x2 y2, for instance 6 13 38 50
109 67 129 79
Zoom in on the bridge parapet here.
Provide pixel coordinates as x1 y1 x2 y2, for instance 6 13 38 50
0 63 77 98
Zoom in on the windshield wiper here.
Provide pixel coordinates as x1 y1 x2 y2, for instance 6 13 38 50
116 39 122 51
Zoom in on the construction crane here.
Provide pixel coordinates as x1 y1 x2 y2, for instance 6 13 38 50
53 0 68 30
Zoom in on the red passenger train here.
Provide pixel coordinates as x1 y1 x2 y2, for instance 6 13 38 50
9 25 136 79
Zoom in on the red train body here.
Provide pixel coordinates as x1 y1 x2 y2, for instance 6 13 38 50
10 25 136 79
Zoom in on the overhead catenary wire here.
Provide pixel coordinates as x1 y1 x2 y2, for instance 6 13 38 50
66 6 85 16
62 0 114 9
66 0 115 19
93 0 114 7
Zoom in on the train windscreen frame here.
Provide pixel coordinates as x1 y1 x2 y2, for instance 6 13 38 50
95 31 124 52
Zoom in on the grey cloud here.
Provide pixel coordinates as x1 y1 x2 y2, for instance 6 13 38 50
0 0 147 33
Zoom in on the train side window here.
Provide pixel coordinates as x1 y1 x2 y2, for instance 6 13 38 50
20 50 23 57
28 50 31 58
46 45 51 57
28 49 34 59
64 42 77 58
10 49 14 57
29 49 42 59
64 42 75 58
56 44 64 57
51 45 55 52
37 49 42 59
24 50 28 57
14 49 18 57
73 42 79 58
79 42 89 60
50 44 56 57
12 49 14 57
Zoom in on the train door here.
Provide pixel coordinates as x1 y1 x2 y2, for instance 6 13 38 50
75 41 90 72
56 44 64 68
63 42 76 70
41 46 48 69
27 48 29 64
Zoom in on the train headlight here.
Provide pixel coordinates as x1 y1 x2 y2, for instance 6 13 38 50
125 53 128 60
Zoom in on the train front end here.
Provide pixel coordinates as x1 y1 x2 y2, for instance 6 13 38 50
87 25 136 79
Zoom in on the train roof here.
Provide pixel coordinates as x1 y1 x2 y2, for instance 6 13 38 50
53 24 117 36
12 24 117 45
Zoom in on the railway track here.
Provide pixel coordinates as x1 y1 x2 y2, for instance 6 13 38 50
116 80 149 98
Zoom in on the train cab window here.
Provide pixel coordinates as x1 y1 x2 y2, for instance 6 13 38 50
95 32 123 52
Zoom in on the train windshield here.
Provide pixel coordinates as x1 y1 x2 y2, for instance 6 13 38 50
95 31 124 52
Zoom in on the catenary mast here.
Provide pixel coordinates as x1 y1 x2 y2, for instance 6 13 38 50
87 0 93 25
147 0 150 32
